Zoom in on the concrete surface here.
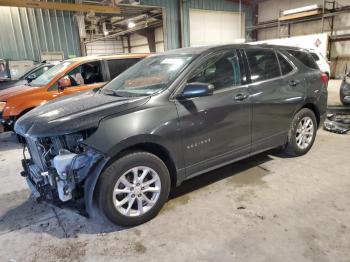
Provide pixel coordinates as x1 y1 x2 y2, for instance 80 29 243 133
0 129 349 262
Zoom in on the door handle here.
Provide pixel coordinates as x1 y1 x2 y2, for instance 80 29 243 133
234 93 249 101
288 80 300 87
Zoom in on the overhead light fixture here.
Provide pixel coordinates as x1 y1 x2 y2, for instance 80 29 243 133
102 22 109 36
128 21 136 28
282 4 321 16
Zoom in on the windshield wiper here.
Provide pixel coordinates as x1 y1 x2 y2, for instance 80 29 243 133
102 88 124 97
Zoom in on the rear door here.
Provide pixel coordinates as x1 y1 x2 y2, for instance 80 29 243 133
175 49 251 177
106 58 141 80
244 47 306 152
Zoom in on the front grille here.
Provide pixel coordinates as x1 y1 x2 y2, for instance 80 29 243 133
26 137 46 171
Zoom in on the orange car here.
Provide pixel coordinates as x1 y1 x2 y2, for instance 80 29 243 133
0 54 147 132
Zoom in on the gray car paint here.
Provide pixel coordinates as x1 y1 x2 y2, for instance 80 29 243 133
15 44 328 197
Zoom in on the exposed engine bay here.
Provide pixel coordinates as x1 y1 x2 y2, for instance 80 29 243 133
19 130 105 211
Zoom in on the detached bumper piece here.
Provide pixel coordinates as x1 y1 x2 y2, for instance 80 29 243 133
323 112 350 134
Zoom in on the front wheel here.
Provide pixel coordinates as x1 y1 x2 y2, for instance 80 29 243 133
97 151 171 227
284 108 317 156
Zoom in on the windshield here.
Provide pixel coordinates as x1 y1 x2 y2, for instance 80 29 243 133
29 61 72 86
101 54 194 96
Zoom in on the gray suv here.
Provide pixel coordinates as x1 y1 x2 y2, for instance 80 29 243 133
15 44 328 226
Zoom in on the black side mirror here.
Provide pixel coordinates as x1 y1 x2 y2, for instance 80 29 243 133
179 82 214 99
26 73 36 82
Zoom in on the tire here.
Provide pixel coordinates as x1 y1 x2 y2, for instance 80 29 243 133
97 151 171 227
340 96 350 106
285 108 317 156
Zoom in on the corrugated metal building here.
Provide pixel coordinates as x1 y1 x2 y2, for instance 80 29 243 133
0 4 80 61
0 0 252 61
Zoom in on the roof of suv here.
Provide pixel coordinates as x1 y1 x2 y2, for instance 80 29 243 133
160 43 306 56
65 53 149 63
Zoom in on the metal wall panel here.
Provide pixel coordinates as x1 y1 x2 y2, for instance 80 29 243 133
182 0 252 46
140 0 180 50
0 5 80 61
140 0 252 49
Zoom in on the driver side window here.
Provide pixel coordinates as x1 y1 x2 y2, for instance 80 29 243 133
62 61 103 88
188 50 241 91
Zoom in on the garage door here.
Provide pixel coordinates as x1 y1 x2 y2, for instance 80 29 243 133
189 9 245 46
85 38 123 56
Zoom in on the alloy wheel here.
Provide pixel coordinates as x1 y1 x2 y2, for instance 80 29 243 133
295 116 314 150
112 166 161 217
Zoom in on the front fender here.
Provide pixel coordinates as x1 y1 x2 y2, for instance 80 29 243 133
83 102 182 168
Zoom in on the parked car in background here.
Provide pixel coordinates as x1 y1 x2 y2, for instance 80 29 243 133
285 48 329 85
0 54 147 132
308 49 331 78
0 62 54 90
0 59 35 82
15 44 327 227
340 70 350 105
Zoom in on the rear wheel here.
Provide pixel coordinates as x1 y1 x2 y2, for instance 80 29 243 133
97 151 171 227
285 108 317 156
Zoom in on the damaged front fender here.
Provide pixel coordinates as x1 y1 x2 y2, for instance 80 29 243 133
82 154 110 218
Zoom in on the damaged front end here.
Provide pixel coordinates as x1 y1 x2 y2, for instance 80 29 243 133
19 130 108 215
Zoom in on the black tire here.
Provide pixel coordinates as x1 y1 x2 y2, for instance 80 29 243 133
97 151 171 227
340 96 350 106
285 108 317 156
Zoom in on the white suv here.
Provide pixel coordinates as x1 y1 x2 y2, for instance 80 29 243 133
309 50 330 78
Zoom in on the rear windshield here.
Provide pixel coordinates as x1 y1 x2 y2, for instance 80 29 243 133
310 52 320 61
286 49 319 70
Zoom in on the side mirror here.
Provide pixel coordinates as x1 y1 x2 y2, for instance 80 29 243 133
58 76 71 91
26 73 36 82
179 82 214 99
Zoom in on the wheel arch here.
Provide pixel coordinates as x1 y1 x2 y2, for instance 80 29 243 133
300 103 320 127
294 102 320 127
85 138 179 217
17 107 35 119
105 141 178 189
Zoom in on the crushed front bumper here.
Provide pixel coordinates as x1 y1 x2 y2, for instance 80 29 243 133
20 158 54 201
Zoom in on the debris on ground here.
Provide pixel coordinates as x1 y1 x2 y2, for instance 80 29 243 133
323 113 350 134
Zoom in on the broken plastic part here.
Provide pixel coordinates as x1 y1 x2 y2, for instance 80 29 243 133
323 119 349 134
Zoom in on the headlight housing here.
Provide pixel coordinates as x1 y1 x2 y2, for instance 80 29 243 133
0 102 6 112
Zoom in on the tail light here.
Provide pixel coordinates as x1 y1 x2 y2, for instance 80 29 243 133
321 73 328 87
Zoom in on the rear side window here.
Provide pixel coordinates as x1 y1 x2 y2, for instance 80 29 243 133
277 53 294 75
286 49 319 70
245 48 280 82
310 52 320 61
107 58 141 79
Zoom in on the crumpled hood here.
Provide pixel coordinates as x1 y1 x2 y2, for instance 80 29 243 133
0 84 37 100
15 91 150 137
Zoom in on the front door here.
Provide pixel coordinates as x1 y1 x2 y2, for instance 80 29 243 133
175 49 252 177
58 61 106 97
